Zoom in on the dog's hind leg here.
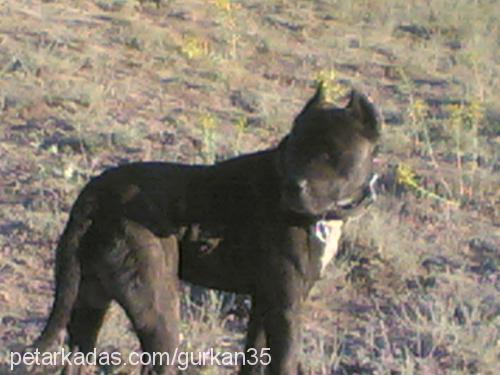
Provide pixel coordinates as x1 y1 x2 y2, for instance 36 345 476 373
108 229 180 375
67 304 109 352
63 278 110 375
67 282 110 353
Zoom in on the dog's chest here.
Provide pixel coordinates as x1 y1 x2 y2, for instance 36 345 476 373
309 220 344 275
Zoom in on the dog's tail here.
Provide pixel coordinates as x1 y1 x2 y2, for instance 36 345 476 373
31 190 95 352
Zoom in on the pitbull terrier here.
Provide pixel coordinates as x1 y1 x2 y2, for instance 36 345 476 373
31 84 380 374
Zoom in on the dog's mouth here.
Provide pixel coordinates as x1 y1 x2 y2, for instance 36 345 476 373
319 173 378 220
283 173 379 219
333 173 379 210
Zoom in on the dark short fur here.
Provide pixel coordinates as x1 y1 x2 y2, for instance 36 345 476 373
31 85 380 374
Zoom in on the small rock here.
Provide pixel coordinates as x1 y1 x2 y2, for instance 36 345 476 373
96 1 126 11
256 40 270 54
469 237 498 256
246 116 265 127
40 134 84 153
264 16 304 32
349 39 360 48
422 255 457 273
2 95 19 111
0 291 9 304
468 237 499 274
395 24 433 40
162 131 176 145
382 110 404 125
2 315 17 326
230 90 262 113
0 221 27 235
168 10 191 21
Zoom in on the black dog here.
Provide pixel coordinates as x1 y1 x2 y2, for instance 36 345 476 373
31 84 380 374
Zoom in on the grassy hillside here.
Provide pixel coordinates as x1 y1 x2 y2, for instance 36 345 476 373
0 0 498 374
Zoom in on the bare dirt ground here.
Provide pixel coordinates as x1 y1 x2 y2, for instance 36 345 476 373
0 1 498 374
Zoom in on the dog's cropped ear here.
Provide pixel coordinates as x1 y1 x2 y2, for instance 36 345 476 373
297 82 326 117
277 135 289 150
346 90 380 139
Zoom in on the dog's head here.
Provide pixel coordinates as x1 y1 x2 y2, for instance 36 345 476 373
278 84 380 217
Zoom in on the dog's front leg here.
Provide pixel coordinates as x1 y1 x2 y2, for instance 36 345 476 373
262 303 302 375
255 253 305 375
240 299 267 375
240 298 302 375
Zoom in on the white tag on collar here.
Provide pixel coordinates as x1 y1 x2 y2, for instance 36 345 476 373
315 220 331 243
311 220 344 275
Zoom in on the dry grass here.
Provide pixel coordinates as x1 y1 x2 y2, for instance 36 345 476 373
0 0 498 374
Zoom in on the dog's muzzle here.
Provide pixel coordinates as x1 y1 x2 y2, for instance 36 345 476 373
336 173 379 208
327 173 379 219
